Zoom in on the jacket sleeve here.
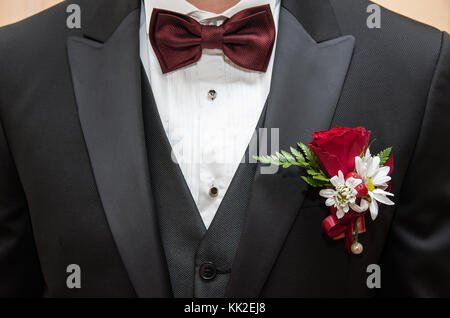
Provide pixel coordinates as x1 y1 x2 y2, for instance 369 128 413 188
380 32 450 297
0 118 44 297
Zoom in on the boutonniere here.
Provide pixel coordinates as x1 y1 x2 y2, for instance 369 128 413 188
255 127 394 254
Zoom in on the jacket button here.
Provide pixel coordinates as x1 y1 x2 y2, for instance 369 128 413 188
199 262 217 280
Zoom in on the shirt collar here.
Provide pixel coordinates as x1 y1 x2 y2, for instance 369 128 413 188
144 0 278 34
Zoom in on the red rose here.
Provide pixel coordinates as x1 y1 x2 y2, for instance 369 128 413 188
385 153 394 176
308 127 370 177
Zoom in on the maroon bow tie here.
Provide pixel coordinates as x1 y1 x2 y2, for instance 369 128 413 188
149 5 276 74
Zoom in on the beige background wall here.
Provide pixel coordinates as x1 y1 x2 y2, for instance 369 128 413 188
0 0 62 27
0 0 449 31
373 0 450 32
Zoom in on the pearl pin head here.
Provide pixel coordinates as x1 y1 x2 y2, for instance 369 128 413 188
351 242 363 255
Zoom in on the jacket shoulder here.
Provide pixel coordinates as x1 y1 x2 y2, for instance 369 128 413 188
0 1 88 91
0 0 91 65
0 1 76 47
330 0 445 71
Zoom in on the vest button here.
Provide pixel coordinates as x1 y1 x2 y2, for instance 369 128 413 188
199 262 217 280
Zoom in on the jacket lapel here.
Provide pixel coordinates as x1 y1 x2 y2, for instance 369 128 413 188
226 2 355 297
67 1 171 297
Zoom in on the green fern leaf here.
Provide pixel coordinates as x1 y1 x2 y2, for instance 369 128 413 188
377 147 392 167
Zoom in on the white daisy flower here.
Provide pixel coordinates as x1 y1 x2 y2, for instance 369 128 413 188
319 170 365 219
355 149 395 220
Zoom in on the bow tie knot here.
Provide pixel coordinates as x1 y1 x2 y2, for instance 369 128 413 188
201 25 225 50
149 5 276 74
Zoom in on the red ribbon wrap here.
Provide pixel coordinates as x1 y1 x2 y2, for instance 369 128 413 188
322 207 366 252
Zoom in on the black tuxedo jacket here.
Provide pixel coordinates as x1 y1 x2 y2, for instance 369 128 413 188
0 0 449 297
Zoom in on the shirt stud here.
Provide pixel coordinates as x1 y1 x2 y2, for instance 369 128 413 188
208 89 217 101
209 185 219 198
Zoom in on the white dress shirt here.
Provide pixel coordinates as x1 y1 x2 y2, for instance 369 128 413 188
140 0 280 229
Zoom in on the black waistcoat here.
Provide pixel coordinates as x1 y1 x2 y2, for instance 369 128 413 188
141 71 266 297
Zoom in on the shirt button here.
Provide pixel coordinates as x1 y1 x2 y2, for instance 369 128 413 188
208 89 217 101
209 185 219 198
199 262 217 280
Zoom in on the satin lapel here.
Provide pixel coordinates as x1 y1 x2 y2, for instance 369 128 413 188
226 7 355 297
67 10 171 297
